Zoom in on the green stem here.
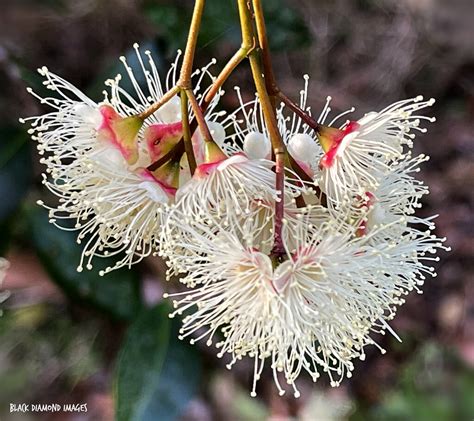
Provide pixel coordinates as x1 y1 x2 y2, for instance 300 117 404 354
178 0 206 86
252 0 278 99
137 86 180 120
238 0 286 259
203 45 254 110
187 89 213 142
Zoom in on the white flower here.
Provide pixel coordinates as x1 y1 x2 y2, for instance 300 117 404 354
317 96 436 208
355 153 433 239
21 68 104 165
165 228 286 397
23 44 219 273
39 163 176 274
160 151 281 272
165 208 448 397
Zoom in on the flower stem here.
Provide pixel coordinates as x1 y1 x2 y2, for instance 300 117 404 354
252 0 278 98
203 45 254 110
136 0 206 126
278 91 320 131
178 0 206 87
237 0 286 259
187 88 213 142
137 86 180 120
180 90 197 174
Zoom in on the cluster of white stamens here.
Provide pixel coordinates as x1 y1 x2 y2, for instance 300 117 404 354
24 47 448 399
23 45 225 273
160 78 448 396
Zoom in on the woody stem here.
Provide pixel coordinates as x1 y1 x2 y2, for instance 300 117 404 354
278 91 320 131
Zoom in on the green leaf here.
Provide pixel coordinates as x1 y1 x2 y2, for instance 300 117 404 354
27 207 141 320
115 303 202 421
0 125 32 253
140 321 202 421
0 126 32 223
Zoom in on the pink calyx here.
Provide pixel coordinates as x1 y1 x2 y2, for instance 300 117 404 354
319 121 360 169
137 166 178 197
97 105 143 165
144 122 183 162
193 143 232 178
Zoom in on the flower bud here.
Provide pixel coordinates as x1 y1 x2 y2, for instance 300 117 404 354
316 124 345 153
204 140 227 164
287 133 320 164
153 96 182 123
243 131 271 159
148 159 180 193
207 121 226 146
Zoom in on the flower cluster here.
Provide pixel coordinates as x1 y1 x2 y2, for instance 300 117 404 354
24 44 448 397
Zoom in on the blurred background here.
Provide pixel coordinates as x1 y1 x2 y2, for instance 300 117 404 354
0 0 473 420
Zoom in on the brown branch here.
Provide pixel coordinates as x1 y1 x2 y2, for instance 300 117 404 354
278 91 320 131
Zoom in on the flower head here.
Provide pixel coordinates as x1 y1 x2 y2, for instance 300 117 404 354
166 204 448 397
160 150 281 272
355 153 432 239
23 45 219 273
317 96 436 208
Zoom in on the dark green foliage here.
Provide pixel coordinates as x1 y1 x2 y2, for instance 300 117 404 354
114 303 201 421
28 207 142 321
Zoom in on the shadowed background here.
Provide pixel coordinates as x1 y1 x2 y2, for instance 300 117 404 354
0 0 473 420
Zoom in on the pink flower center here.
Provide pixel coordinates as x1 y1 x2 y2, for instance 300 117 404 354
319 121 360 169
97 105 142 165
145 122 183 162
137 168 177 196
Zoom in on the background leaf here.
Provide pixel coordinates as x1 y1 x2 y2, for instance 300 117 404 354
115 303 202 421
0 126 32 252
28 207 142 320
